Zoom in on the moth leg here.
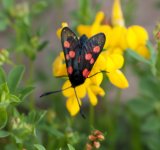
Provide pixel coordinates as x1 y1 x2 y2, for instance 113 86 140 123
73 88 86 119
87 70 109 78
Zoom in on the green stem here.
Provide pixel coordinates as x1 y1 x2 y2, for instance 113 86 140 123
89 104 94 127
28 61 35 110
114 89 122 114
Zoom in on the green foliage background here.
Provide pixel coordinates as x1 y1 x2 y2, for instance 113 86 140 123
0 0 160 150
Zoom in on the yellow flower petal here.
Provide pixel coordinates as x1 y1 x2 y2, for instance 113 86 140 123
62 80 73 97
110 26 127 49
90 85 105 96
56 22 68 38
89 71 103 86
53 52 67 77
132 25 149 44
66 97 80 116
112 0 125 27
136 45 150 59
109 53 124 69
107 70 129 88
94 54 107 70
113 47 124 55
127 25 149 49
104 56 116 72
77 25 91 37
93 11 105 26
62 80 86 98
87 88 98 106
104 53 124 72
75 84 86 98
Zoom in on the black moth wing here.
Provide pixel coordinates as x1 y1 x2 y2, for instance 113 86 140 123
61 27 79 75
79 33 106 77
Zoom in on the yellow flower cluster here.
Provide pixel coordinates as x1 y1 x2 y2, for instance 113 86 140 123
52 0 149 116
53 52 106 116
77 0 150 59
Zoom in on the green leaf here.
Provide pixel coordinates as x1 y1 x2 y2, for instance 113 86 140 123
37 41 48 51
67 144 75 150
34 144 46 150
147 41 157 75
2 0 14 9
36 111 46 124
7 65 25 92
11 134 22 144
27 111 46 126
0 107 8 129
10 94 21 103
127 98 154 117
39 124 64 138
126 48 150 64
0 130 10 138
145 134 160 150
0 83 10 107
0 67 6 84
142 115 160 132
139 76 160 99
19 86 35 100
32 1 48 14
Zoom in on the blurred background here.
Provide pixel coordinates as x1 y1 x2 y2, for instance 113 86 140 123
0 0 160 150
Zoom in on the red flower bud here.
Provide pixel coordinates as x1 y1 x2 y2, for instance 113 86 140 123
93 141 100 149
88 135 97 141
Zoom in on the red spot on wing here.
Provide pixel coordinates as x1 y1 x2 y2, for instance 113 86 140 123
64 41 70 48
82 68 90 78
67 66 73 74
93 46 100 53
66 54 70 60
85 53 92 60
90 58 95 64
69 50 75 58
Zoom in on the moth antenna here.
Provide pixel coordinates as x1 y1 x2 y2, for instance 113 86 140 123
73 88 86 119
88 70 109 78
40 86 72 97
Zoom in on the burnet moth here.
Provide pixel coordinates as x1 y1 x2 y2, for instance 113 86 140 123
40 27 106 118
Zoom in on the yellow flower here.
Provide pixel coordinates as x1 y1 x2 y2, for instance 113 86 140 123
77 8 129 90
77 11 127 52
53 47 128 116
52 52 67 77
77 0 150 59
109 26 127 50
108 70 129 88
52 47 129 116
111 0 125 27
126 25 150 58
101 51 129 88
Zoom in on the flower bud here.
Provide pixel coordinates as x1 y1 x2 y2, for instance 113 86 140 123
112 0 125 27
93 130 102 136
93 141 100 149
86 143 93 150
88 135 97 141
97 134 105 141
